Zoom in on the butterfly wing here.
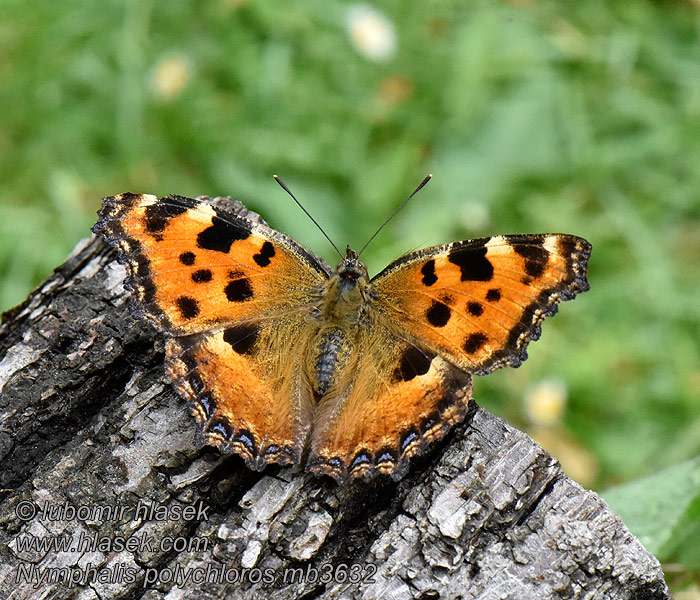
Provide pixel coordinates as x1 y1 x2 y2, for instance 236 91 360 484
370 234 591 374
94 193 331 333
307 234 590 481
307 321 473 482
93 193 330 469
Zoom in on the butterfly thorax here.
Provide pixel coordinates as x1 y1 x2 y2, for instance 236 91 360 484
310 247 372 399
316 246 371 325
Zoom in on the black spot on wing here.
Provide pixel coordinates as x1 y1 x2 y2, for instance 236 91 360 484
486 288 501 302
179 251 196 265
524 263 544 278
144 205 167 234
394 346 433 382
225 278 253 302
464 332 487 354
192 269 212 283
222 324 258 355
448 246 493 282
467 301 483 316
144 201 188 234
426 301 451 327
421 260 438 286
253 241 276 267
176 296 200 319
197 216 250 253
514 244 549 279
439 293 455 306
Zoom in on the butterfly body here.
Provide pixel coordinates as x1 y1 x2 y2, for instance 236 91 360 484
93 192 591 482
316 248 369 323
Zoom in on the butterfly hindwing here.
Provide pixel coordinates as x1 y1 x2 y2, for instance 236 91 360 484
371 234 591 375
166 323 314 469
308 320 473 481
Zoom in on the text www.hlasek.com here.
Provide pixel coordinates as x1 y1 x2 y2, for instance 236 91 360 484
17 562 378 588
13 530 207 554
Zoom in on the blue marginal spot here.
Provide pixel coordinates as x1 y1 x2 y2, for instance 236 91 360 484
236 431 255 452
401 431 418 452
351 453 371 468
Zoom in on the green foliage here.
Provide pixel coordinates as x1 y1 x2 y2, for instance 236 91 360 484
1 0 699 589
604 457 700 565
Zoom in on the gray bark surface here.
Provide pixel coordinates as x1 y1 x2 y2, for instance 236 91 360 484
0 234 670 600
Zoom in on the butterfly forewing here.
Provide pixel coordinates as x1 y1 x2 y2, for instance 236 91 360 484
371 234 591 375
94 193 330 333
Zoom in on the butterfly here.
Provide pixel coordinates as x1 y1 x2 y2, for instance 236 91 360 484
92 186 590 483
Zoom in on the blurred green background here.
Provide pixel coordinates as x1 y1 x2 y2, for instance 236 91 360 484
1 0 699 593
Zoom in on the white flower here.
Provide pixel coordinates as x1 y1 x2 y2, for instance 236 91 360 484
151 55 191 100
347 4 397 62
524 379 567 426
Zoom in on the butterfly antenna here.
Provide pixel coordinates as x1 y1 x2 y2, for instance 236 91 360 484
273 175 343 258
358 174 433 257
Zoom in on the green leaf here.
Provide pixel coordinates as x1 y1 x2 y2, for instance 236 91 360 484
602 455 700 563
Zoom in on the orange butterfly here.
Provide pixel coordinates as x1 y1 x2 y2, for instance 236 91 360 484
93 185 590 482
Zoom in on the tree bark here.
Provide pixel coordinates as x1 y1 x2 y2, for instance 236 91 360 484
0 232 670 600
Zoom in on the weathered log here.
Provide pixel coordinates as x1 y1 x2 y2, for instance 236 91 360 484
0 230 670 600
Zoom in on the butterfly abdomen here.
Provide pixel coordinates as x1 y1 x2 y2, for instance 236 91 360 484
308 248 373 400
314 329 346 399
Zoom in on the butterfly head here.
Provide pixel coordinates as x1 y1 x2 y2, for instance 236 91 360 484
335 246 369 287
321 246 371 323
